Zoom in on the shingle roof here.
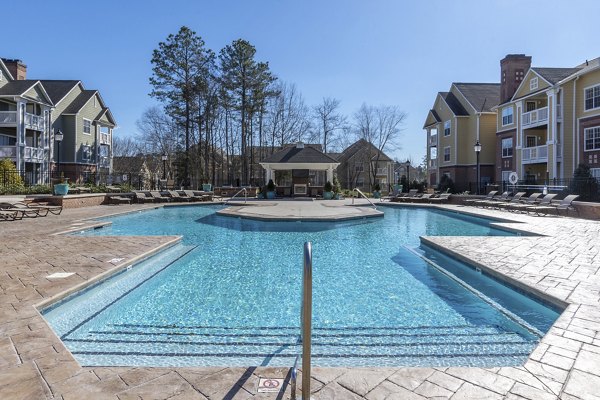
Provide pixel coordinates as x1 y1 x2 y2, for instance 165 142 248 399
453 83 500 112
440 92 469 116
62 90 97 114
0 80 39 97
260 144 339 164
337 139 393 163
39 80 80 104
531 67 581 84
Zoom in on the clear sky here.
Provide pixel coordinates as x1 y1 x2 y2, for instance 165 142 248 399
4 0 599 163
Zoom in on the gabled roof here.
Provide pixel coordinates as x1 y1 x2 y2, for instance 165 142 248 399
453 83 500 113
440 92 469 116
338 139 393 163
0 59 14 80
112 156 151 173
423 109 441 129
260 144 339 164
0 80 53 105
62 90 97 114
530 67 581 85
94 107 117 126
39 80 81 105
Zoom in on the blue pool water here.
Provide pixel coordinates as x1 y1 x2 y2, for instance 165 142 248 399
43 205 560 367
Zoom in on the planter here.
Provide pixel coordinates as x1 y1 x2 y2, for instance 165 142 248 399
54 183 69 196
373 191 381 199
257 192 265 199
323 191 334 200
334 193 340 200
202 184 212 192
266 191 276 199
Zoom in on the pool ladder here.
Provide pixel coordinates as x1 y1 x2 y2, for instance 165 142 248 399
352 187 378 209
291 242 312 400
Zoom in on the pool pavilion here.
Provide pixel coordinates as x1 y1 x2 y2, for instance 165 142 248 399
259 142 340 197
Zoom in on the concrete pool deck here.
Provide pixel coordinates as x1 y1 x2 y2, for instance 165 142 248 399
1 199 600 399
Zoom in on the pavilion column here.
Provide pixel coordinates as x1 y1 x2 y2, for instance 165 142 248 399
326 166 334 183
265 167 272 183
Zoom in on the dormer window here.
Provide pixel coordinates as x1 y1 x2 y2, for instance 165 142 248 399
530 77 538 91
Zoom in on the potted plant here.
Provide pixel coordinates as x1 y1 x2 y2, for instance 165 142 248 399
202 182 212 192
266 179 276 199
256 186 265 199
323 181 334 200
54 173 69 196
372 183 381 199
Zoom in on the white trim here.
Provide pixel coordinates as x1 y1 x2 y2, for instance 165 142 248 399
501 137 513 158
501 106 514 126
443 120 451 136
530 77 538 91
583 126 600 152
82 118 92 135
443 146 451 163
583 83 600 112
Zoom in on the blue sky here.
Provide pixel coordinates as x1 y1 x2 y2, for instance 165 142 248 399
4 0 599 163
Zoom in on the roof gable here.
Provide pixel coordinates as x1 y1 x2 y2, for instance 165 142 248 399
532 67 581 85
260 144 339 164
338 139 392 163
62 90 97 114
423 109 441 129
440 92 469 116
23 83 53 105
452 83 500 113
39 80 82 105
512 69 551 100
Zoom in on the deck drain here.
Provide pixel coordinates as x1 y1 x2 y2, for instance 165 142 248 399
46 272 75 279
257 377 284 393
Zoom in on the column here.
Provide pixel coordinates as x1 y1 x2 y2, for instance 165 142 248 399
326 166 333 183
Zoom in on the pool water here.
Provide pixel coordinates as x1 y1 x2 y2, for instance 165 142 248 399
43 205 560 367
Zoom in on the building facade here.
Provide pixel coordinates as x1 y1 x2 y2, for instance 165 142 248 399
335 139 394 192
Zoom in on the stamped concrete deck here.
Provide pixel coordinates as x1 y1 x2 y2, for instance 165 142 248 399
1 199 600 399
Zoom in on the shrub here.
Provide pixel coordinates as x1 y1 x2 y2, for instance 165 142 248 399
0 158 23 187
324 181 333 192
266 179 276 192
372 183 381 192
332 176 341 194
570 164 600 202
438 175 456 193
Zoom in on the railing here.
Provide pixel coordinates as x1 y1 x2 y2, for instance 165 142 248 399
0 111 17 124
429 135 437 146
291 242 313 400
99 157 111 168
223 187 247 204
100 133 110 145
24 113 45 131
522 144 548 163
0 145 17 158
430 159 438 168
522 106 548 129
352 187 377 208
24 146 45 162
556 144 562 159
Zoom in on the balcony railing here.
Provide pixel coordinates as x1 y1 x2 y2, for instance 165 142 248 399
0 111 17 125
0 145 17 158
99 157 111 168
24 146 45 162
24 113 45 131
556 144 562 160
429 135 437 146
100 133 111 145
430 159 438 168
522 106 548 129
556 104 562 120
522 144 548 164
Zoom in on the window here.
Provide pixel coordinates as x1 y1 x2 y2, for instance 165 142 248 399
515 70 524 82
376 167 387 175
502 137 513 158
443 146 450 162
82 145 91 161
356 178 364 187
530 77 538 91
501 170 513 183
355 164 364 172
591 168 600 180
444 120 451 136
99 126 109 135
502 107 513 126
585 85 600 111
584 126 600 151
83 119 91 134
0 134 16 146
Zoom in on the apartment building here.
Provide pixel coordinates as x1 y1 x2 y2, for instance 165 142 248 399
0 58 115 184
423 83 500 192
494 55 600 184
335 138 394 192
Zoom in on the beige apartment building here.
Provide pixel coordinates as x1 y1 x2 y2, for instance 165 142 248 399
423 83 500 192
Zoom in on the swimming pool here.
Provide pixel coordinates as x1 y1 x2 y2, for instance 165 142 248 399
43 205 560 367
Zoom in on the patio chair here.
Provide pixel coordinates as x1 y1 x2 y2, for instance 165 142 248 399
528 194 579 216
149 191 171 203
108 195 132 205
464 190 498 206
193 191 213 202
414 193 434 203
503 193 543 212
428 193 452 204
167 190 192 202
485 192 525 209
0 202 47 218
397 189 421 202
134 191 154 203
0 210 21 221
509 194 558 214
470 191 505 207
25 202 63 215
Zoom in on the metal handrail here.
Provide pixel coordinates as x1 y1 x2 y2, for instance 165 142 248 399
291 242 312 400
223 187 247 204
352 187 377 209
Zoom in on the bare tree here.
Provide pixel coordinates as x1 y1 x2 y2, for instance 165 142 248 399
313 97 347 153
112 136 141 157
354 103 406 187
266 82 311 148
136 106 179 156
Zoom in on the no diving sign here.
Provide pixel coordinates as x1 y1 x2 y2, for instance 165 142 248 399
258 377 284 393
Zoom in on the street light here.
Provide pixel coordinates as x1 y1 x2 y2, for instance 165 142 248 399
161 153 168 180
406 159 410 193
474 140 482 195
55 129 64 177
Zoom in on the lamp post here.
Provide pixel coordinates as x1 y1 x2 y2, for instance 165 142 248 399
161 153 168 180
406 159 410 192
55 129 63 177
474 140 482 195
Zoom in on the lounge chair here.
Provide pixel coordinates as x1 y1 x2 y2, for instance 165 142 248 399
26 203 63 215
502 193 543 212
470 191 506 207
397 189 421 202
0 202 47 218
509 194 557 214
168 190 192 202
134 192 154 203
149 191 171 202
464 191 498 206
485 192 525 209
193 191 213 202
414 193 434 203
528 194 579 216
0 210 21 221
183 190 203 201
428 193 452 204
108 195 132 205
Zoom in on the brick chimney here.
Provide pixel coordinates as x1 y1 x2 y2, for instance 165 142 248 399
2 59 27 80
500 54 531 103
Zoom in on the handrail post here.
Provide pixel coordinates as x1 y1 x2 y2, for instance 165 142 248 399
302 242 312 399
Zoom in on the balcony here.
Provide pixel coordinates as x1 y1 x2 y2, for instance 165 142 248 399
522 106 548 129
100 133 111 145
0 145 17 158
429 135 437 146
99 157 111 168
24 146 45 162
557 144 563 160
430 159 438 168
0 111 17 125
522 145 548 164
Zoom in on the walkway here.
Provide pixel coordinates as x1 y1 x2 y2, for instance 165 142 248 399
0 201 599 399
